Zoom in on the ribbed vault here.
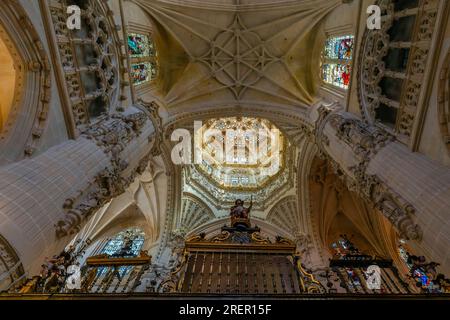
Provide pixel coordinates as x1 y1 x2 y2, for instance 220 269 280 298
132 0 340 110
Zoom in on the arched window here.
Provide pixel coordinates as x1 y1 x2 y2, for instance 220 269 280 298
329 235 365 292
359 0 440 138
128 33 158 85
47 0 122 125
321 35 354 89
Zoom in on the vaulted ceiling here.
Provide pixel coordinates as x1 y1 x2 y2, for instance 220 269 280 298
133 0 340 111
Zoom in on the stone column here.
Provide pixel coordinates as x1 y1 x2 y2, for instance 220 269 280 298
0 106 157 274
312 104 450 274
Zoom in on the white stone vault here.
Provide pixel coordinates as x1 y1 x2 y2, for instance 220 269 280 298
132 0 340 109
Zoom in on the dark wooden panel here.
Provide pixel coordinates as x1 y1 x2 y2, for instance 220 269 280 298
181 252 301 294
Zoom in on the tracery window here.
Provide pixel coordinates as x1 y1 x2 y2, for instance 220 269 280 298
321 35 354 89
48 0 121 125
127 33 157 85
359 0 440 138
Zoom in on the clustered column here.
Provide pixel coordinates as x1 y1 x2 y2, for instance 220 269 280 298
312 105 450 274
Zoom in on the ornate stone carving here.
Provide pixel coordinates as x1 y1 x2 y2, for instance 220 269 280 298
55 111 151 237
138 100 164 156
48 0 123 128
328 112 394 159
358 0 440 139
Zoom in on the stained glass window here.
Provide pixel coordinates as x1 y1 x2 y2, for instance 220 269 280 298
98 228 145 277
128 33 151 58
398 246 449 293
127 32 158 85
131 62 157 85
322 63 351 89
324 36 354 60
321 35 354 89
330 236 365 291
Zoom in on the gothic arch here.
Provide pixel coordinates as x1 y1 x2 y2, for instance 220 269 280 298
0 28 19 134
0 0 52 163
438 48 450 153
308 156 400 262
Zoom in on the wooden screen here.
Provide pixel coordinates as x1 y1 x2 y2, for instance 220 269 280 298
180 252 301 294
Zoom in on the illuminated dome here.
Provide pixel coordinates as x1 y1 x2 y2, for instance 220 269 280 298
195 117 284 190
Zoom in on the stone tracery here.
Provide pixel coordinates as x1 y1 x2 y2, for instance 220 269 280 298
358 0 441 142
47 0 124 129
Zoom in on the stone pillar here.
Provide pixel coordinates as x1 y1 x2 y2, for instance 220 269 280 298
312 105 450 274
0 106 157 274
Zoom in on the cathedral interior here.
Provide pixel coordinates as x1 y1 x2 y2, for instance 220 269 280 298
0 0 449 299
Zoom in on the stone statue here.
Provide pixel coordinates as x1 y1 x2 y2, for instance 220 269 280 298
230 197 253 219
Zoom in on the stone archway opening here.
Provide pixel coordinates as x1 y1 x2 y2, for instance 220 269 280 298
0 34 17 132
